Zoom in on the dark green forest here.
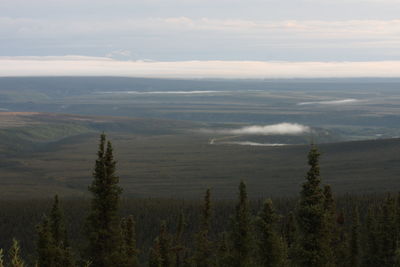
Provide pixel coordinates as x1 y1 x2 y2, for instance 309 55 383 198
0 134 399 267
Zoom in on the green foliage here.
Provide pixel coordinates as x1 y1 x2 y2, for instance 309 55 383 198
194 189 213 267
349 207 360 267
36 196 75 267
120 216 139 267
85 133 123 267
173 211 186 267
333 210 349 267
379 194 397 266
149 239 162 267
230 181 253 267
5 131 400 267
216 233 231 267
296 145 330 267
0 249 4 267
9 239 25 267
363 207 380 266
158 221 173 267
36 216 55 267
50 195 66 246
256 199 285 267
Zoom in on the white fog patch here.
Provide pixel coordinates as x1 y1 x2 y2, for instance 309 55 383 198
206 123 310 136
201 123 310 137
98 90 223 95
297 99 360 105
221 141 287 147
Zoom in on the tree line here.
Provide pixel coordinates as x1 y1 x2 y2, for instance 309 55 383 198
0 134 400 266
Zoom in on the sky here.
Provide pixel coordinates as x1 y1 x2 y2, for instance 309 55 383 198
1 0 400 78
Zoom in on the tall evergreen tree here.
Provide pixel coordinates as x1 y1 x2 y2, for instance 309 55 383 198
284 212 297 249
363 206 380 267
50 195 67 246
396 192 400 240
194 189 213 267
149 238 162 267
296 145 330 267
379 194 397 266
158 221 173 267
333 210 349 267
256 199 285 267
9 239 25 267
85 133 123 267
230 181 253 267
50 195 75 267
36 216 56 267
121 216 139 267
323 185 337 266
284 211 298 264
174 211 186 267
216 233 231 267
37 196 75 267
349 207 360 267
0 249 4 267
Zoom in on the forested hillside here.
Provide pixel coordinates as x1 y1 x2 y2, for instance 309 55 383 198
0 134 399 266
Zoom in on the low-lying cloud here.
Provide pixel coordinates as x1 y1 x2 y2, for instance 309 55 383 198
203 123 310 136
220 141 287 147
99 90 223 95
2 57 400 78
297 99 361 105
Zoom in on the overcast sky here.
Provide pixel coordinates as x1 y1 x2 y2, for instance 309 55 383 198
1 0 400 77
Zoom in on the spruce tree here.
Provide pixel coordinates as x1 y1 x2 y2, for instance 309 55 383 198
36 216 56 267
50 195 65 245
85 134 123 267
284 211 297 264
194 189 213 267
216 233 231 267
230 181 253 267
149 238 162 267
284 212 296 249
256 198 285 267
363 206 380 266
323 185 337 266
349 207 360 267
296 145 329 267
0 249 4 267
379 194 397 266
50 195 75 267
174 211 186 267
158 221 173 267
334 210 349 267
9 239 25 267
121 216 139 267
396 192 400 240
36 196 75 267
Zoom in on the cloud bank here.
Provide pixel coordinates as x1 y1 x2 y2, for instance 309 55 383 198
2 57 400 78
221 141 287 147
204 123 311 136
99 90 223 95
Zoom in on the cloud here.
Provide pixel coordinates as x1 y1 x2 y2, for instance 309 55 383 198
99 90 224 95
204 123 311 136
212 141 287 146
105 50 133 60
2 57 400 78
2 17 400 42
298 99 361 105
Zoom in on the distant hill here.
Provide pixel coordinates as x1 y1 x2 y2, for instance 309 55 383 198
0 112 399 199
